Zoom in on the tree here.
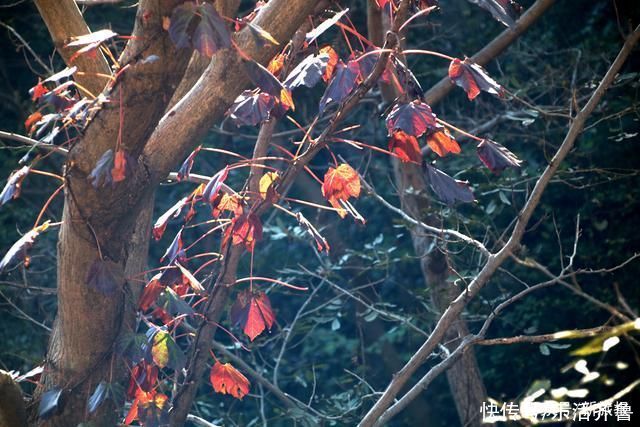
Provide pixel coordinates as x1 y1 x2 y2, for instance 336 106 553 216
0 1 638 426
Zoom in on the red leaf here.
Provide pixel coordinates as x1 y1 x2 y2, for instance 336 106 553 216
388 130 421 163
477 138 522 173
426 127 461 157
138 274 164 311
30 80 48 102
230 290 275 341
1 165 30 206
24 112 42 133
320 46 339 82
111 150 127 183
386 100 437 137
322 163 360 218
448 58 503 100
210 362 250 399
228 213 262 252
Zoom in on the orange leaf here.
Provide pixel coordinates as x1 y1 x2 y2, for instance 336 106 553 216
111 150 127 182
138 274 164 311
212 193 242 218
230 290 275 341
210 362 250 399
229 213 262 252
319 46 339 82
267 53 286 76
322 163 360 217
30 80 48 102
24 112 42 133
388 130 421 163
426 128 461 157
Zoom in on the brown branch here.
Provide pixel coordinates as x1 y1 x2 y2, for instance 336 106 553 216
34 0 111 95
358 24 640 427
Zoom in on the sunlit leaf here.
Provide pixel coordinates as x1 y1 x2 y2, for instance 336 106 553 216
210 362 250 399
0 222 50 273
322 163 360 218
88 382 109 414
267 53 286 76
305 9 349 44
476 139 522 173
153 197 189 241
1 166 30 207
284 50 332 89
259 172 279 201
230 290 275 341
247 22 279 47
424 164 475 205
139 274 164 311
24 112 42 133
137 391 169 426
175 262 205 294
243 60 294 110
389 130 421 163
66 29 118 47
426 127 461 157
449 58 503 100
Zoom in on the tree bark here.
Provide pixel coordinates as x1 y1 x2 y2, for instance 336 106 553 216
367 2 487 424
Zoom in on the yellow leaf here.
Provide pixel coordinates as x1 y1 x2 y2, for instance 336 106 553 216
259 172 279 200
151 331 169 368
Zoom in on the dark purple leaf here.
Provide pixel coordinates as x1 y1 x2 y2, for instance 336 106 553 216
88 382 108 414
193 3 230 57
305 9 349 44
319 60 359 113
158 265 183 287
160 229 183 263
177 146 201 181
88 149 114 188
466 0 522 27
0 223 49 273
168 2 197 49
386 100 437 137
202 167 229 204
392 57 424 98
1 166 30 207
243 60 286 98
229 91 276 126
477 139 522 173
86 259 124 296
284 51 331 89
38 388 62 420
161 287 195 316
424 164 475 205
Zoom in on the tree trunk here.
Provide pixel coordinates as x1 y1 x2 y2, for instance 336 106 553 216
393 161 486 427
38 191 154 427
